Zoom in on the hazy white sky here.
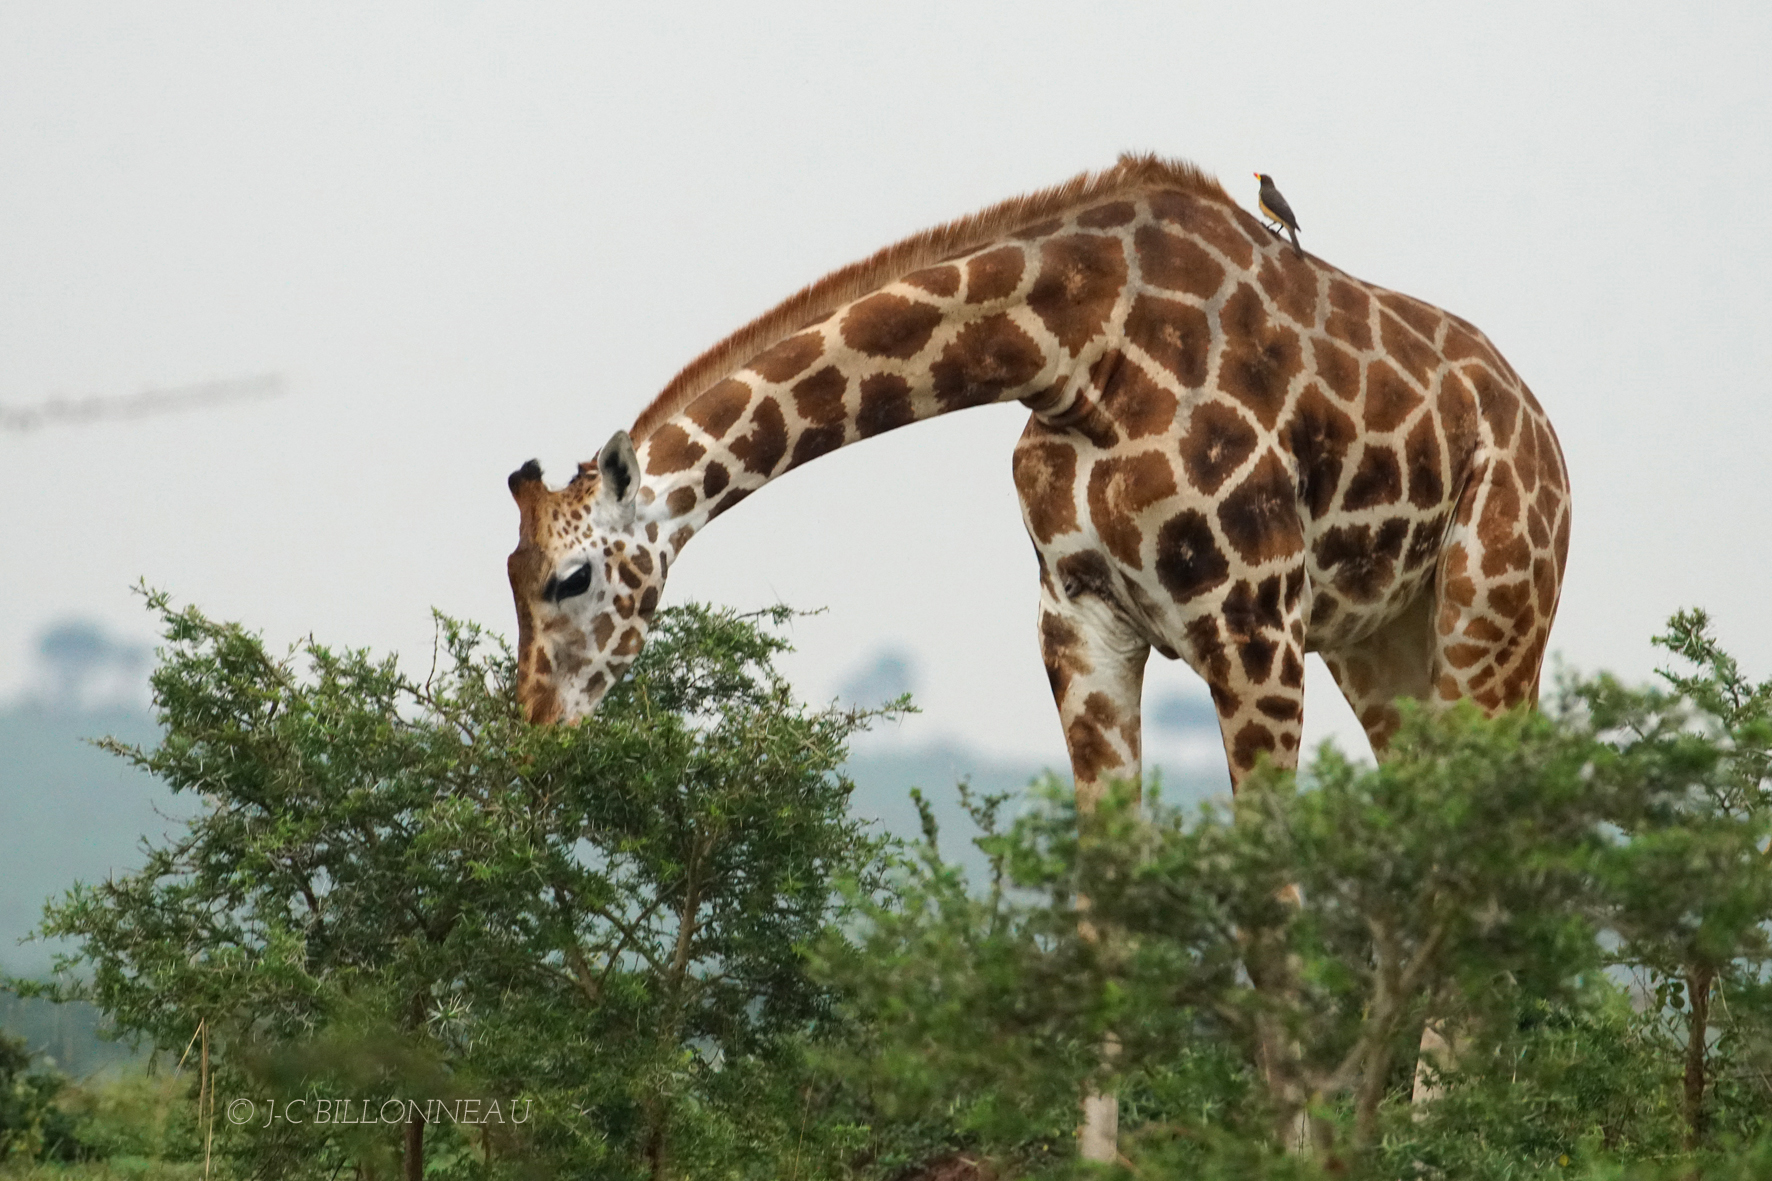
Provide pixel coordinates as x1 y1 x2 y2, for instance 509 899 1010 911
3 2 1769 767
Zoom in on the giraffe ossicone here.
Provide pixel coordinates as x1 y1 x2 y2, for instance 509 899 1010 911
505 152 1570 804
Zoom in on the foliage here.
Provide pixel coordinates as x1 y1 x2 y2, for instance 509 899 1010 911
14 593 894 1179
11 601 1772 1179
819 613 1772 1178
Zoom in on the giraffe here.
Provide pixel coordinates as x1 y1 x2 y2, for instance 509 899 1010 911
503 153 1571 1153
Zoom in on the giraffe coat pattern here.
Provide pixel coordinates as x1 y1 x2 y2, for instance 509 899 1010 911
505 155 1571 801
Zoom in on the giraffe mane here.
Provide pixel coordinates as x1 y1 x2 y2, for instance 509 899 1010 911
629 152 1232 442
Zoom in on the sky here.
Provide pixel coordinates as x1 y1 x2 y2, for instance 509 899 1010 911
3 2 1770 772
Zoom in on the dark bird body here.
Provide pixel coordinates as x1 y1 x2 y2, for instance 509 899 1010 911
1254 172 1303 257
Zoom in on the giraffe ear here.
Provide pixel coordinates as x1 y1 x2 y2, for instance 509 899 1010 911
594 430 639 527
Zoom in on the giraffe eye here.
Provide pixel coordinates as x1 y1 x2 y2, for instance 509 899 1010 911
547 564 593 603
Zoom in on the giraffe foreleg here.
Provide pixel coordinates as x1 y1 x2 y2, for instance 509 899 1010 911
1036 585 1149 1165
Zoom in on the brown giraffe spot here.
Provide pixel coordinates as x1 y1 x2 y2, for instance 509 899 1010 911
1438 371 1481 468
1443 643 1486 670
1066 714 1125 782
789 424 846 470
841 292 944 359
584 670 607 696
856 373 914 438
1148 192 1256 269
1087 449 1178 567
613 593 634 619
1232 720 1277 771
1404 413 1445 509
592 614 616 650
1469 367 1520 448
1405 513 1448 571
930 314 1045 410
703 462 730 499
685 378 752 440
729 397 788 475
1013 437 1080 543
669 525 693 551
1287 384 1357 518
617 561 642 589
1342 445 1403 511
1185 614 1233 685
646 522 658 542
1376 291 1441 339
1464 616 1505 643
1092 352 1178 439
1127 294 1211 388
1437 673 1460 699
1310 592 1338 624
1488 579 1531 620
1179 400 1259 497
613 627 643 658
1478 461 1522 555
1441 544 1475 609
749 332 825 384
1217 284 1304 429
1325 280 1373 351
1027 234 1129 356
965 246 1025 303
1238 633 1277 683
645 424 706 476
1314 518 1407 602
1134 225 1225 299
1256 254 1317 326
904 264 961 297
1554 507 1571 569
1155 509 1230 602
1363 359 1424 433
1257 694 1300 721
1379 311 1439 388
791 365 848 426
532 648 553 677
666 486 697 516
630 549 653 575
1279 648 1304 688
1284 568 1305 610
1313 336 1362 403
1040 611 1090 699
1057 550 1117 600
1223 576 1285 637
638 585 660 619
1217 450 1302 566
1076 200 1137 228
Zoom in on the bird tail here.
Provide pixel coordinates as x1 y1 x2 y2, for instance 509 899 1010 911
1287 225 1302 258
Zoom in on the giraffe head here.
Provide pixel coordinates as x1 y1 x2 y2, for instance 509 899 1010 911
505 431 666 723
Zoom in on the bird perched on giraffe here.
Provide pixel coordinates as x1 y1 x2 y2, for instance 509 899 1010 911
1255 172 1303 257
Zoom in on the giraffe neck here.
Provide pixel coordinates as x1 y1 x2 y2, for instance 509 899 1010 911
629 234 1119 551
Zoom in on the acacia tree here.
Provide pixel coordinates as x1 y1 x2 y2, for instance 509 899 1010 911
22 593 892 1179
